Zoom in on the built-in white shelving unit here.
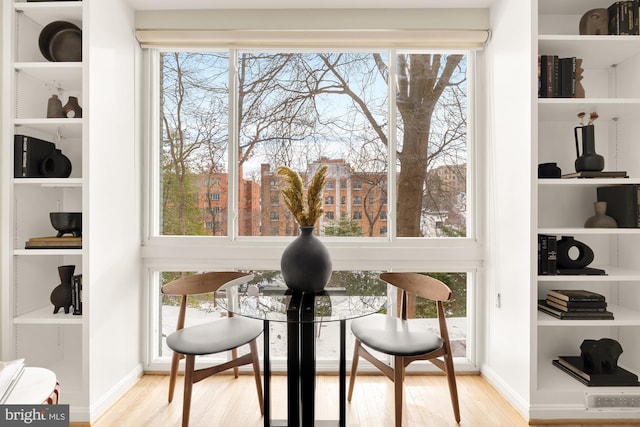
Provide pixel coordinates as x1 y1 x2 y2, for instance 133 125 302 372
2 0 142 422
533 0 640 420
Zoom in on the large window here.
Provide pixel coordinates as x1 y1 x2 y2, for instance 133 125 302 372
158 51 469 239
145 46 479 372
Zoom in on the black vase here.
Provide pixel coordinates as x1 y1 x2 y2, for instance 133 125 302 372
574 125 604 172
281 226 332 293
50 265 75 314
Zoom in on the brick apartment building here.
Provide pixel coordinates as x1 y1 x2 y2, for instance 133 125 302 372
197 158 466 237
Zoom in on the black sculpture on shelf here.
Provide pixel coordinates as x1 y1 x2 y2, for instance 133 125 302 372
580 338 623 374
556 236 606 275
50 265 75 314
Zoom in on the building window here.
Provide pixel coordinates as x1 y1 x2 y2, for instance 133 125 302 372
353 196 362 205
270 212 279 221
352 211 362 220
325 196 334 205
340 196 346 205
326 180 335 189
340 179 347 189
325 211 335 220
353 180 362 190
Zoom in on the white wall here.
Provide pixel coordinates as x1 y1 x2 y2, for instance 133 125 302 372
85 0 143 420
481 0 534 418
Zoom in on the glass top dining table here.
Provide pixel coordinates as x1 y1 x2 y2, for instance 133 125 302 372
217 284 388 427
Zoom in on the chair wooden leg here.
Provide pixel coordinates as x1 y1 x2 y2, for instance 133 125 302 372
347 339 361 402
394 356 404 427
168 351 181 402
182 355 195 427
444 351 461 422
249 339 264 415
231 348 239 378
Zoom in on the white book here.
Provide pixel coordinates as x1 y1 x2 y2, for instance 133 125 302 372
0 358 26 403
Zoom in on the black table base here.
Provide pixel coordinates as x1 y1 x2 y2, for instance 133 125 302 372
263 292 347 427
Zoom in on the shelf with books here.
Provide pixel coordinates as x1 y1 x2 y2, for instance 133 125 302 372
539 36 640 69
13 305 82 325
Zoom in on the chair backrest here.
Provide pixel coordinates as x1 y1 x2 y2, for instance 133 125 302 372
161 272 253 331
380 272 452 302
161 271 253 296
380 272 452 322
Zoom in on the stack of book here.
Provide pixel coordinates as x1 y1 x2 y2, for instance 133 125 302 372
538 55 581 98
538 289 614 320
0 358 25 403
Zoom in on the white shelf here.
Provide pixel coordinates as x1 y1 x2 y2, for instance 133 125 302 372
538 98 640 121
538 304 640 326
538 228 640 235
13 248 83 256
14 118 83 138
538 266 640 281
15 62 83 91
13 178 82 187
537 358 639 393
539 178 640 186
538 36 640 68
14 2 83 27
14 305 82 325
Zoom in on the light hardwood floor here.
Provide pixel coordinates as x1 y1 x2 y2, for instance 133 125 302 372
91 373 528 427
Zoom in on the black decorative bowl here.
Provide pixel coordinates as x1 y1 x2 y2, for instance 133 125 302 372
50 212 82 237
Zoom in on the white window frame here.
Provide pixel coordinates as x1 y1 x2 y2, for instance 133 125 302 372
141 46 483 373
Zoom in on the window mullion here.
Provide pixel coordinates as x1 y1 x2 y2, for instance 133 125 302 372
228 49 239 241
388 49 398 242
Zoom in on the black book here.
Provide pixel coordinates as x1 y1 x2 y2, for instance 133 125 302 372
609 2 624 34
545 299 607 312
13 134 56 178
597 184 640 228
559 57 575 98
538 234 548 275
551 55 560 98
72 274 83 315
539 55 549 98
547 289 605 302
537 234 557 275
546 295 607 309
554 356 639 386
